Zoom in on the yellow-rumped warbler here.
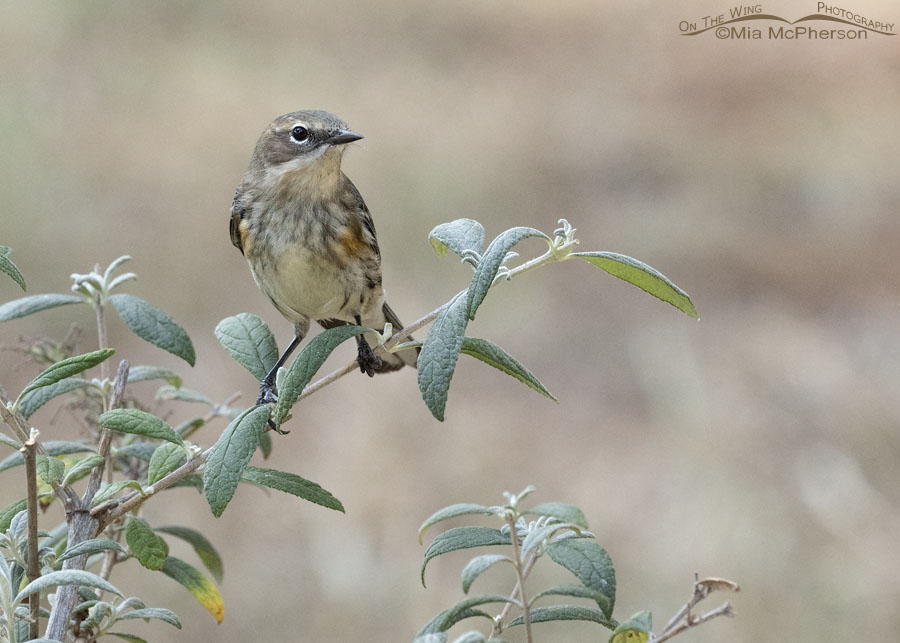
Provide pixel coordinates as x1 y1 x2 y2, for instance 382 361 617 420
230 110 417 404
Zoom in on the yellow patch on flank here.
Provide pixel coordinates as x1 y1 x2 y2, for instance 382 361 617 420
337 226 368 256
238 219 253 253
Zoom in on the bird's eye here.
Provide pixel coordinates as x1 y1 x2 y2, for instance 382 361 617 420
290 125 309 142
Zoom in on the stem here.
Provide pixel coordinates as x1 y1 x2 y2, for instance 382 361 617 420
0 389 80 510
94 286 110 385
653 602 735 643
505 513 533 642
22 438 41 640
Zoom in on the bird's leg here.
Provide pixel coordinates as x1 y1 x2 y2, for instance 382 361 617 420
257 333 303 405
354 315 382 377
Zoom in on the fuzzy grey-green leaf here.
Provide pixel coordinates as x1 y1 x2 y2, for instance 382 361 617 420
203 405 269 517
98 409 184 447
109 293 196 365
546 539 616 618
428 219 486 258
0 293 83 322
418 503 497 544
460 337 557 402
466 226 549 320
91 480 144 506
15 570 123 604
422 527 510 586
16 348 114 404
36 455 66 485
214 313 279 381
126 365 182 388
156 525 223 583
62 454 105 486
437 595 514 631
119 607 182 629
57 538 127 563
525 502 588 528
155 385 213 406
148 443 187 485
0 441 94 473
461 554 513 594
19 377 92 419
0 499 26 532
531 584 613 616
508 604 614 629
0 246 26 290
417 293 469 421
241 466 344 512
272 325 370 429
571 251 698 319
126 517 168 570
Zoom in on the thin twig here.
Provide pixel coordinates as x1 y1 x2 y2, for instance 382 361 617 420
652 574 739 643
85 360 129 504
22 438 41 640
505 514 533 642
493 550 538 636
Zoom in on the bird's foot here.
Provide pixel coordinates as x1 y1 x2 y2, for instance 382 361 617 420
256 380 290 433
357 341 382 377
256 380 279 406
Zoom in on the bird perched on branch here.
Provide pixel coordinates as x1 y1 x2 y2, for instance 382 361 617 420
230 110 417 404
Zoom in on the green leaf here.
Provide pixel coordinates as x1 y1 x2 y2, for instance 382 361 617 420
450 633 488 643
114 442 158 462
0 441 94 473
61 454 106 486
418 503 497 544
156 525 223 583
126 365 182 387
148 443 187 485
108 633 149 643
417 293 469 421
91 480 145 507
609 610 652 643
532 584 613 617
36 455 66 485
524 502 588 529
0 245 26 290
214 313 279 381
15 569 123 605
546 539 616 618
126 517 168 571
119 607 182 628
422 527 510 586
460 337 556 402
109 293 196 366
0 432 20 450
466 226 549 320
57 538 127 563
437 595 514 631
272 325 370 429
155 385 213 406
240 466 344 512
16 348 115 405
98 409 184 447
0 293 83 322
571 252 698 319
428 219 486 258
161 556 225 623
509 604 614 629
203 405 269 517
416 610 492 637
257 430 272 459
0 499 27 532
461 554 513 593
170 473 203 492
520 522 583 557
19 377 92 419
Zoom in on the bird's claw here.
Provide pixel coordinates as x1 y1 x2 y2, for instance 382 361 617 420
357 342 382 377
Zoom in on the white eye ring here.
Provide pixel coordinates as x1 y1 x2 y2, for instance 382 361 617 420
290 125 309 143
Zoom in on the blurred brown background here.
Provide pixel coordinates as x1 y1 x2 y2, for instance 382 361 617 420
2 1 899 641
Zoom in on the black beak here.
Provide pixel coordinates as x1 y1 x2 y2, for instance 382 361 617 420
326 129 364 145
